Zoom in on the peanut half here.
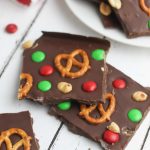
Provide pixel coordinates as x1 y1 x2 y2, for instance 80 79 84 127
100 2 112 16
57 82 72 94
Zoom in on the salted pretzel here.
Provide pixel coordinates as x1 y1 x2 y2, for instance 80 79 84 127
54 49 90 79
79 93 116 124
0 128 32 150
18 73 33 100
140 0 150 16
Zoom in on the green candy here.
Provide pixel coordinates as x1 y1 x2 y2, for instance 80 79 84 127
91 49 105 61
32 50 46 63
148 20 150 29
57 101 71 110
128 109 142 123
38 80 52 92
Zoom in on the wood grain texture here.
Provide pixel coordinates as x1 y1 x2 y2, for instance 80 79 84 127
0 0 150 149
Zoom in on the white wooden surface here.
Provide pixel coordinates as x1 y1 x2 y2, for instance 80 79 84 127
0 0 150 150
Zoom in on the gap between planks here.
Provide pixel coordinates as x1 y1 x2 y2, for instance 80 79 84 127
0 0 48 78
48 122 64 150
140 126 150 150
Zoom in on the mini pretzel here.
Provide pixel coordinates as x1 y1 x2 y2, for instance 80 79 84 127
140 0 150 16
79 93 116 124
0 128 32 150
18 73 33 100
54 49 90 79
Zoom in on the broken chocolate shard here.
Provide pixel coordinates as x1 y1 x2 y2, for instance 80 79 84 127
111 0 150 38
0 111 39 150
18 32 110 104
49 64 150 150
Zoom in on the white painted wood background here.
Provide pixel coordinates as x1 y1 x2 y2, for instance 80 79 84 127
0 0 150 149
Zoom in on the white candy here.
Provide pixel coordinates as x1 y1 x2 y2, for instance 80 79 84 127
108 0 122 10
11 0 39 6
57 82 72 94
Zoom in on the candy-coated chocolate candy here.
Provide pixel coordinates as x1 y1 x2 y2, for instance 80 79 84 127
32 50 45 63
17 0 31 6
103 130 120 144
112 79 126 89
5 24 18 33
91 49 105 61
82 81 97 92
128 109 142 123
148 20 150 29
39 65 54 76
38 80 52 92
57 101 71 110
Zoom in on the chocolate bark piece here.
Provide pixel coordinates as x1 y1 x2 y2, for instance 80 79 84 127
49 64 150 150
98 0 121 28
19 32 110 104
0 111 39 150
110 0 150 38
87 0 121 28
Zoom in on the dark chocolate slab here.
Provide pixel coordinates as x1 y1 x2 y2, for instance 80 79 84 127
19 32 110 104
50 64 150 150
87 0 121 28
0 111 39 150
112 0 150 38
99 0 121 29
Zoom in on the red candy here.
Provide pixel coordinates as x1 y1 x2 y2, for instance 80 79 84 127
39 65 54 76
17 0 31 6
5 24 18 34
112 79 126 89
82 81 97 92
103 130 120 144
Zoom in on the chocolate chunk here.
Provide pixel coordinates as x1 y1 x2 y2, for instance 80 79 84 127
0 111 39 150
18 32 110 104
99 0 121 29
49 64 150 150
87 0 121 28
111 0 150 38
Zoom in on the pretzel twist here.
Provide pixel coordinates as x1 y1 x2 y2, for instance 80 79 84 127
140 0 150 16
0 128 32 150
18 73 33 100
79 93 116 124
54 49 90 79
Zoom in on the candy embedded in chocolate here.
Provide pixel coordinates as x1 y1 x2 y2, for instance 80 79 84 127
18 32 110 104
110 0 150 38
95 0 121 29
0 111 39 150
49 64 150 150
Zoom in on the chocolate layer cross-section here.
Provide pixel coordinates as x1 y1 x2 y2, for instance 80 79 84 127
50 64 150 150
110 0 150 38
0 111 39 150
18 32 110 104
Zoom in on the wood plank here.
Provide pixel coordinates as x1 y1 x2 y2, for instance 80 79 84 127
1 0 150 149
0 0 46 74
141 126 150 150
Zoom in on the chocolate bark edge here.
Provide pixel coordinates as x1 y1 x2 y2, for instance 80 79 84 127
49 63 150 150
0 111 39 149
19 32 110 104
